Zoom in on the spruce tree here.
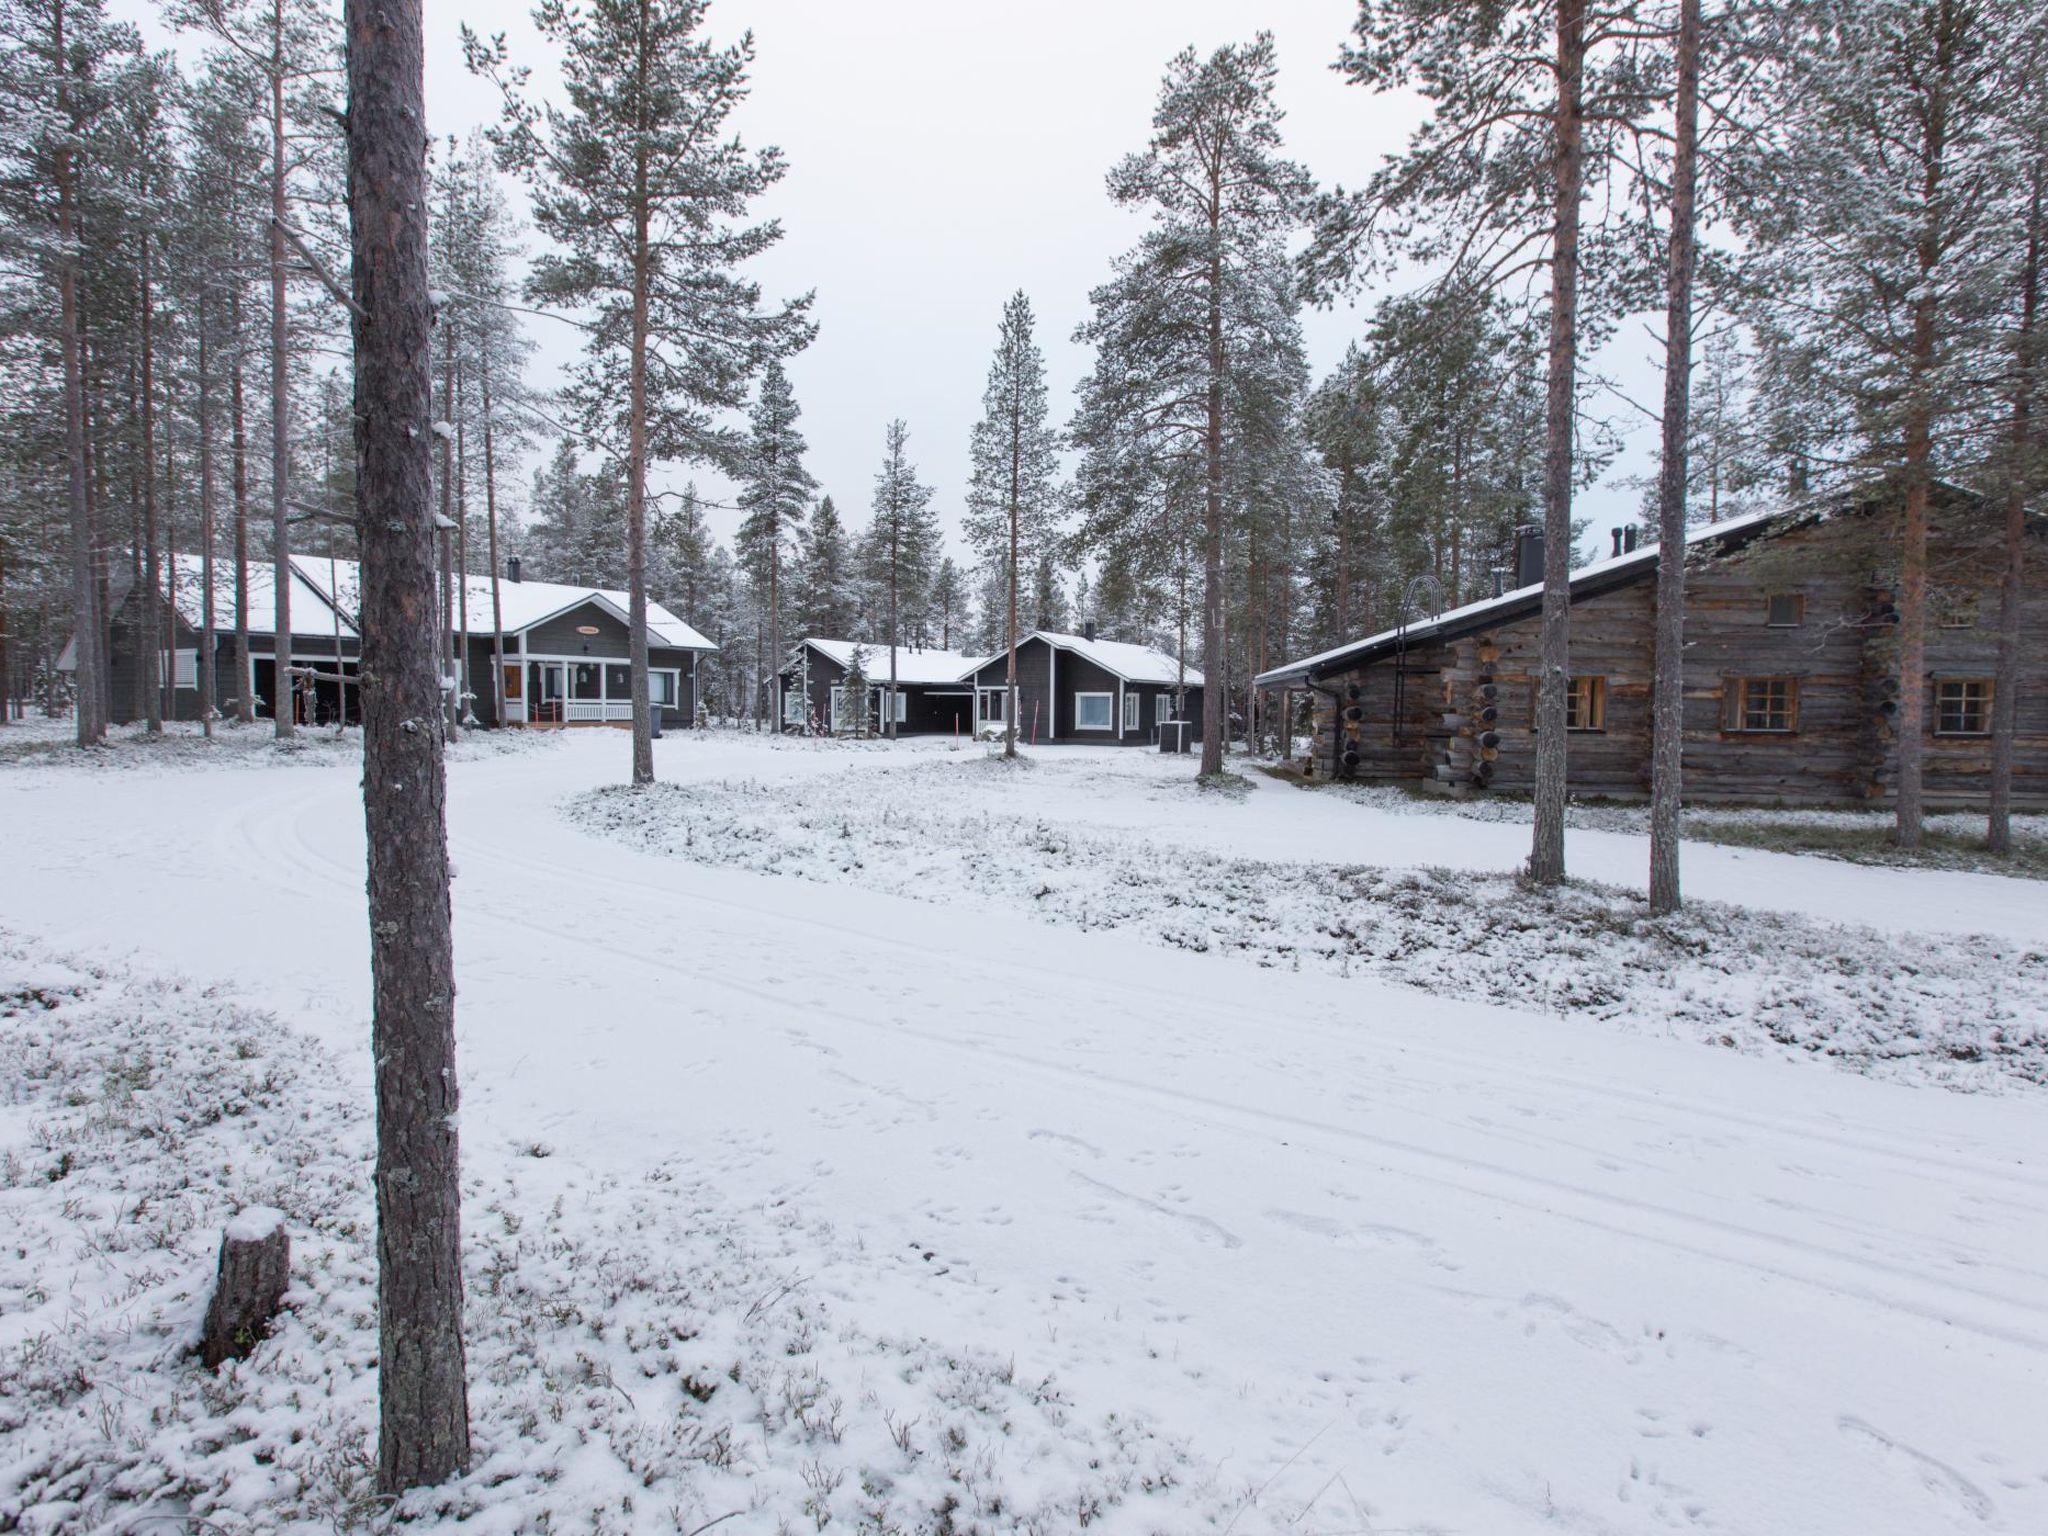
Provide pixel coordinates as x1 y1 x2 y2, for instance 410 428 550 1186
865 418 937 738
467 0 811 783
797 491 856 637
964 290 1061 757
735 359 815 716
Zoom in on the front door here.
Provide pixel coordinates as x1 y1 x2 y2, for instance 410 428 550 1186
502 662 526 723
529 662 567 724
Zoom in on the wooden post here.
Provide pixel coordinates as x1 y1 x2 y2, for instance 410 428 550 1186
200 1206 290 1368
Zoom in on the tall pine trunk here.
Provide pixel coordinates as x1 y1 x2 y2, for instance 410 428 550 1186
198 292 218 736
626 163 654 781
269 9 293 739
438 323 459 737
1199 172 1226 778
1648 0 1700 916
140 215 163 734
1530 0 1587 886
482 369 506 727
1989 134 2042 853
54 0 100 748
230 288 254 723
344 0 472 1490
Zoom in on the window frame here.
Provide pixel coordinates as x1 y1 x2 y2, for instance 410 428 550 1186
1123 691 1140 731
1765 593 1805 628
1073 691 1114 732
1728 675 1799 734
1564 675 1607 733
1932 676 1993 737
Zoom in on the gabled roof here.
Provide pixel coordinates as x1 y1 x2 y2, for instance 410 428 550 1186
294 556 717 652
1253 483 1984 688
1028 630 1205 687
790 638 987 686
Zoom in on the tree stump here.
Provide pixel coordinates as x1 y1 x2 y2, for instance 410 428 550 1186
200 1206 290 1368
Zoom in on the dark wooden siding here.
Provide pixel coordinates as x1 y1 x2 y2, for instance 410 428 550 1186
526 601 631 658
1306 506 2048 807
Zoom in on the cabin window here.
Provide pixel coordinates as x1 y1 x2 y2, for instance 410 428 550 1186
1933 678 1992 736
1123 692 1140 731
1156 692 1173 724
1075 692 1113 731
1730 676 1798 733
1936 592 1980 628
1564 675 1607 732
160 649 198 689
1766 593 1805 628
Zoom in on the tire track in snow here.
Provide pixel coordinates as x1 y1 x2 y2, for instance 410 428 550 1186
258 777 2048 1354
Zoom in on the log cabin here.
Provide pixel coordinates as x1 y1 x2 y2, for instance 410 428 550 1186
1255 483 2046 808
75 553 717 730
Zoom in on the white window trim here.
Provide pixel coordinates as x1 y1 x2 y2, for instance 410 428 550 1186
1122 690 1140 732
161 648 198 689
1074 691 1114 732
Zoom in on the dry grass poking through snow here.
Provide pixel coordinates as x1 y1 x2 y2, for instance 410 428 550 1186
0 929 1243 1535
1302 776 2048 881
569 777 2048 1092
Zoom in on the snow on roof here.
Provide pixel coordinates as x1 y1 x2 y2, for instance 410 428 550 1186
1031 631 1205 687
794 638 986 686
1254 503 1792 688
293 555 717 652
165 554 358 638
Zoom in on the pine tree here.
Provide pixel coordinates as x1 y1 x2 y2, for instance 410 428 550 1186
735 359 815 717
467 0 812 783
1742 0 2026 847
1075 35 1310 777
963 290 1062 756
1314 0 1657 881
865 418 938 737
343 0 470 1490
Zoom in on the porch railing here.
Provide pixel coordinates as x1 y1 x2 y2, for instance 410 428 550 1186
563 700 636 722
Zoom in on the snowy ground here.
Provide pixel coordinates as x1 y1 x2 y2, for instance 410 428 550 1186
4 725 2048 1534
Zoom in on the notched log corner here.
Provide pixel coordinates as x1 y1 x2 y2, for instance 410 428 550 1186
199 1206 292 1369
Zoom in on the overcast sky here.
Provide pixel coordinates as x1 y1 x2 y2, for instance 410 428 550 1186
128 0 1657 570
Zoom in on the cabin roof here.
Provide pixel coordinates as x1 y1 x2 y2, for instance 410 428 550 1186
1026 631 1205 687
294 556 718 651
1253 483 1983 689
790 638 987 686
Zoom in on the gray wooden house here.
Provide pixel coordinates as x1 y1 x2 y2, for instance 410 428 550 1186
80 553 716 730
965 628 1204 745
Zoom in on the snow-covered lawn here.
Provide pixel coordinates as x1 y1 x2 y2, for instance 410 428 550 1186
4 727 2047 1535
1304 776 2048 880
568 752 2047 1090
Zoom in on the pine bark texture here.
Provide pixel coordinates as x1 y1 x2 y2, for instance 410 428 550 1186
1648 0 1700 916
55 1 100 748
1530 0 1586 886
345 0 472 1492
269 6 293 740
1989 136 2042 852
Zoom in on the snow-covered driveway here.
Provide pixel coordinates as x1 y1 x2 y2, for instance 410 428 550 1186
5 730 2046 1534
